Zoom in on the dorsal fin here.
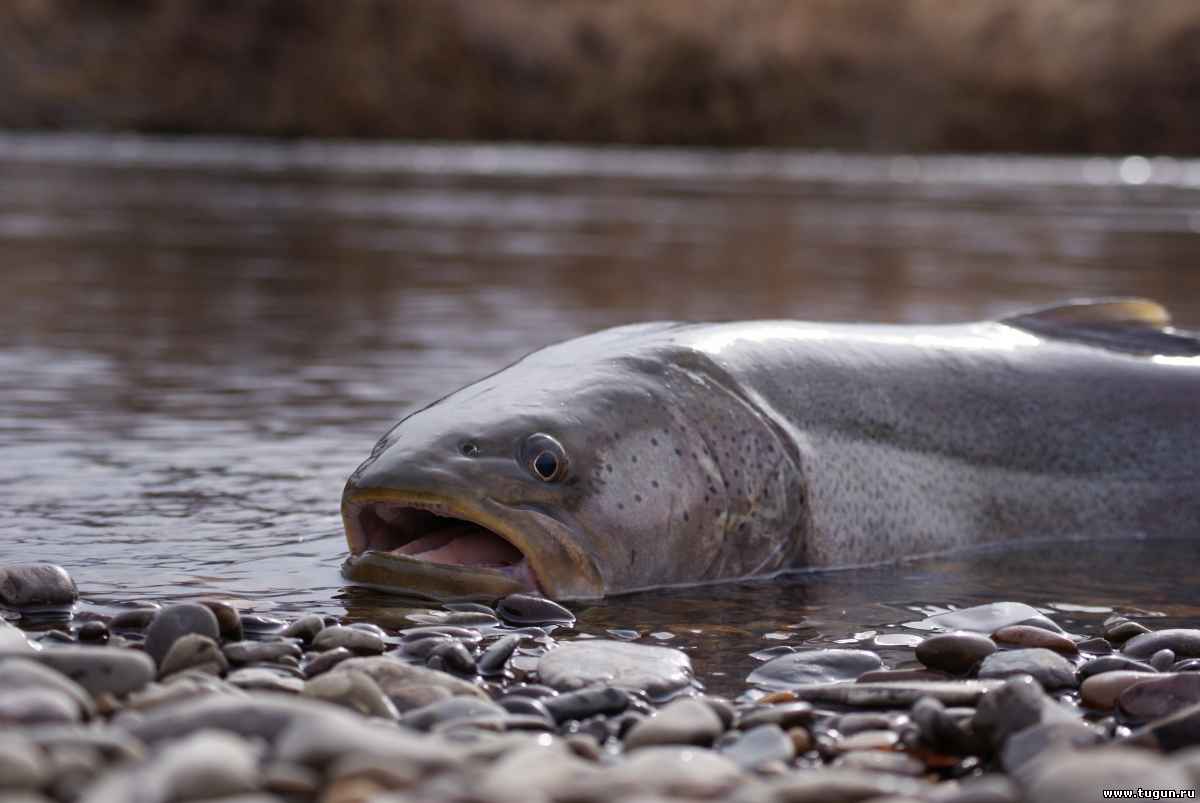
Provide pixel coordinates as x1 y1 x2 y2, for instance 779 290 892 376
1001 298 1199 356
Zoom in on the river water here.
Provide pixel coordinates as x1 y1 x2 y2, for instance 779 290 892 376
2 133 1199 695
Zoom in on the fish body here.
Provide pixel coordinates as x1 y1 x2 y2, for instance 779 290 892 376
341 299 1200 599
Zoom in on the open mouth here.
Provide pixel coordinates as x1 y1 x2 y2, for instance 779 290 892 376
343 496 538 588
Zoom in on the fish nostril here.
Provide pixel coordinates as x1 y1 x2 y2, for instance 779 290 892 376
460 441 479 457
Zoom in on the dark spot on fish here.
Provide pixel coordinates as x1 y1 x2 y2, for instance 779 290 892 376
651 480 659 488
631 455 638 463
618 503 625 510
675 449 682 456
651 437 658 446
605 464 613 473
683 512 689 522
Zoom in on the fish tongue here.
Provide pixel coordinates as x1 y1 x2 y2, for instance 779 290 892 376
418 530 523 566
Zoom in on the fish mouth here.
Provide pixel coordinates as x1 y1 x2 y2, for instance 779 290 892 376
341 492 541 594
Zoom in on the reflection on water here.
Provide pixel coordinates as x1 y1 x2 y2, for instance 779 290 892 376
1 133 1198 685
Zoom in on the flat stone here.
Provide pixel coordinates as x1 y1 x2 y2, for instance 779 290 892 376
0 657 95 717
625 697 725 749
108 608 158 632
398 697 507 731
761 768 929 803
748 649 883 689
143 730 261 802
496 594 575 626
0 564 78 608
784 679 1003 707
158 634 229 678
143 604 221 666
1124 629 1200 660
737 701 814 731
476 740 600 803
0 687 82 725
537 640 693 697
311 626 385 655
1106 620 1152 643
543 687 629 723
331 656 486 701
719 723 795 770
281 615 326 644
977 649 1076 690
991 626 1078 654
223 640 303 666
1024 747 1192 803
1119 674 1200 721
0 733 48 791
1123 701 1200 752
226 668 304 694
1081 671 1163 710
600 746 745 800
916 632 997 674
1077 655 1157 680
33 646 156 699
304 669 398 720
833 750 926 776
922 603 1062 634
478 634 524 676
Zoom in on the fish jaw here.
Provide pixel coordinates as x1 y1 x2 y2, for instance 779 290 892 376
340 487 605 600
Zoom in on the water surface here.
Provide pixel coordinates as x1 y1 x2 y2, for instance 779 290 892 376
2 133 1198 695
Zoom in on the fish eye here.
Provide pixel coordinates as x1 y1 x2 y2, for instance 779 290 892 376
460 441 479 457
523 433 568 483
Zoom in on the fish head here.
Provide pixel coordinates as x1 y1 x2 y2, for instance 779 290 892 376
342 325 806 599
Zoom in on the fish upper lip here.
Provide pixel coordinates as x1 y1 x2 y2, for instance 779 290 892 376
341 489 546 593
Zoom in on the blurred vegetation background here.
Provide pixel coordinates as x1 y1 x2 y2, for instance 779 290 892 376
3 0 1200 153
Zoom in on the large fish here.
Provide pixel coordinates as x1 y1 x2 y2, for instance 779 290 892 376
341 299 1200 600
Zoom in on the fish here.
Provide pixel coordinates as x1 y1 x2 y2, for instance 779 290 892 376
340 298 1200 600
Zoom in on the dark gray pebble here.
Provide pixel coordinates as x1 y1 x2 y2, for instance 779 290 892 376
479 634 524 676
543 687 630 723
496 594 575 627
502 683 558 700
1078 655 1157 680
1151 648 1178 671
737 701 814 731
977 648 1076 690
197 600 244 642
1119 674 1200 721
0 563 78 608
971 675 1073 749
1105 619 1152 643
497 695 553 721
108 608 158 632
427 639 476 675
1124 630 1200 660
1123 700 1200 751
1000 720 1101 773
76 621 109 644
33 645 156 698
143 604 220 666
748 648 883 689
398 633 455 660
1076 637 1114 655
1173 659 1200 673
224 639 303 666
398 697 506 731
916 631 997 674
303 646 353 678
239 614 288 635
281 614 325 644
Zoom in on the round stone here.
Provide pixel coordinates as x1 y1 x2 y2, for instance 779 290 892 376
624 697 725 749
0 563 78 608
304 669 398 720
1078 655 1157 681
991 625 1078 654
33 646 156 698
311 626 385 655
976 648 1076 690
282 615 326 644
1118 674 1200 721
748 649 883 689
1080 671 1162 710
158 634 229 679
719 723 795 770
916 632 997 674
1123 629 1200 660
143 604 221 666
537 640 693 697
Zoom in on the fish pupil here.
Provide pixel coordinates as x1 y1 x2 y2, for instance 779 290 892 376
533 451 559 480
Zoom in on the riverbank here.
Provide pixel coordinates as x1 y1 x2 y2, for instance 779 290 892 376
4 0 1200 154
3 562 1200 803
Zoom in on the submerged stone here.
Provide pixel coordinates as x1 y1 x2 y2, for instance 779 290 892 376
923 603 1062 634
748 649 883 689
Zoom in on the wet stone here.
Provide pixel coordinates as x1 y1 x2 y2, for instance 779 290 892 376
1119 674 1200 720
427 639 476 675
748 648 883 689
304 668 399 720
858 668 953 683
197 599 244 642
977 648 1076 690
835 711 907 736
239 614 288 636
719 723 795 770
1123 629 1200 661
1124 701 1200 751
76 621 109 645
226 667 305 694
1000 719 1102 774
0 733 48 790
737 701 815 731
1081 671 1163 710
398 697 506 731
923 602 1063 634
1024 747 1191 803
1105 620 1152 643
479 634 524 676
443 610 500 627
281 614 325 644
1151 648 1178 671
1175 659 1200 673
543 686 630 723
33 646 156 698
1078 655 1157 680
833 750 926 776
0 687 82 725
496 594 575 626
624 697 725 749
972 675 1071 750
1076 637 1114 655
158 633 229 678
785 679 1003 707
397 633 455 660
913 696 980 754
0 563 78 608
312 625 385 654
108 608 158 632
992 625 1078 655
0 619 32 652
537 640 694 697
303 646 353 678
143 603 221 666
916 632 997 674
223 639 303 666
497 695 553 721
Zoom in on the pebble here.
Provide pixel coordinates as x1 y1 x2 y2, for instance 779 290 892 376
972 675 1072 749
223 640 303 666
761 767 929 802
748 648 883 688
76 621 110 644
0 733 49 790
108 608 158 632
737 701 815 730
1118 674 1200 720
1104 619 1152 643
719 723 795 769
604 746 744 799
0 687 82 725
1024 747 1192 803
1123 629 1200 660
143 604 221 666
1080 671 1163 709
427 638 476 675
1077 655 1157 680
0 657 95 717
498 695 553 721
858 668 953 683
1150 648 1178 671
916 632 997 674
1075 637 1113 654
146 729 261 802
197 599 245 642
304 669 399 720
303 646 353 678
922 602 1063 634
158 634 229 678
0 618 33 652
836 728 900 751
976 648 1076 690
783 679 1003 707
1175 659 1200 673
496 594 575 626
1124 701 1200 751
281 614 325 644
225 668 305 694
991 625 1078 654
834 750 926 776
479 634 524 676
0 563 78 608
537 640 694 697
399 697 507 731
543 687 630 723
331 655 486 702
1000 719 1102 774
311 625 385 654
34 646 156 698
624 697 725 749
